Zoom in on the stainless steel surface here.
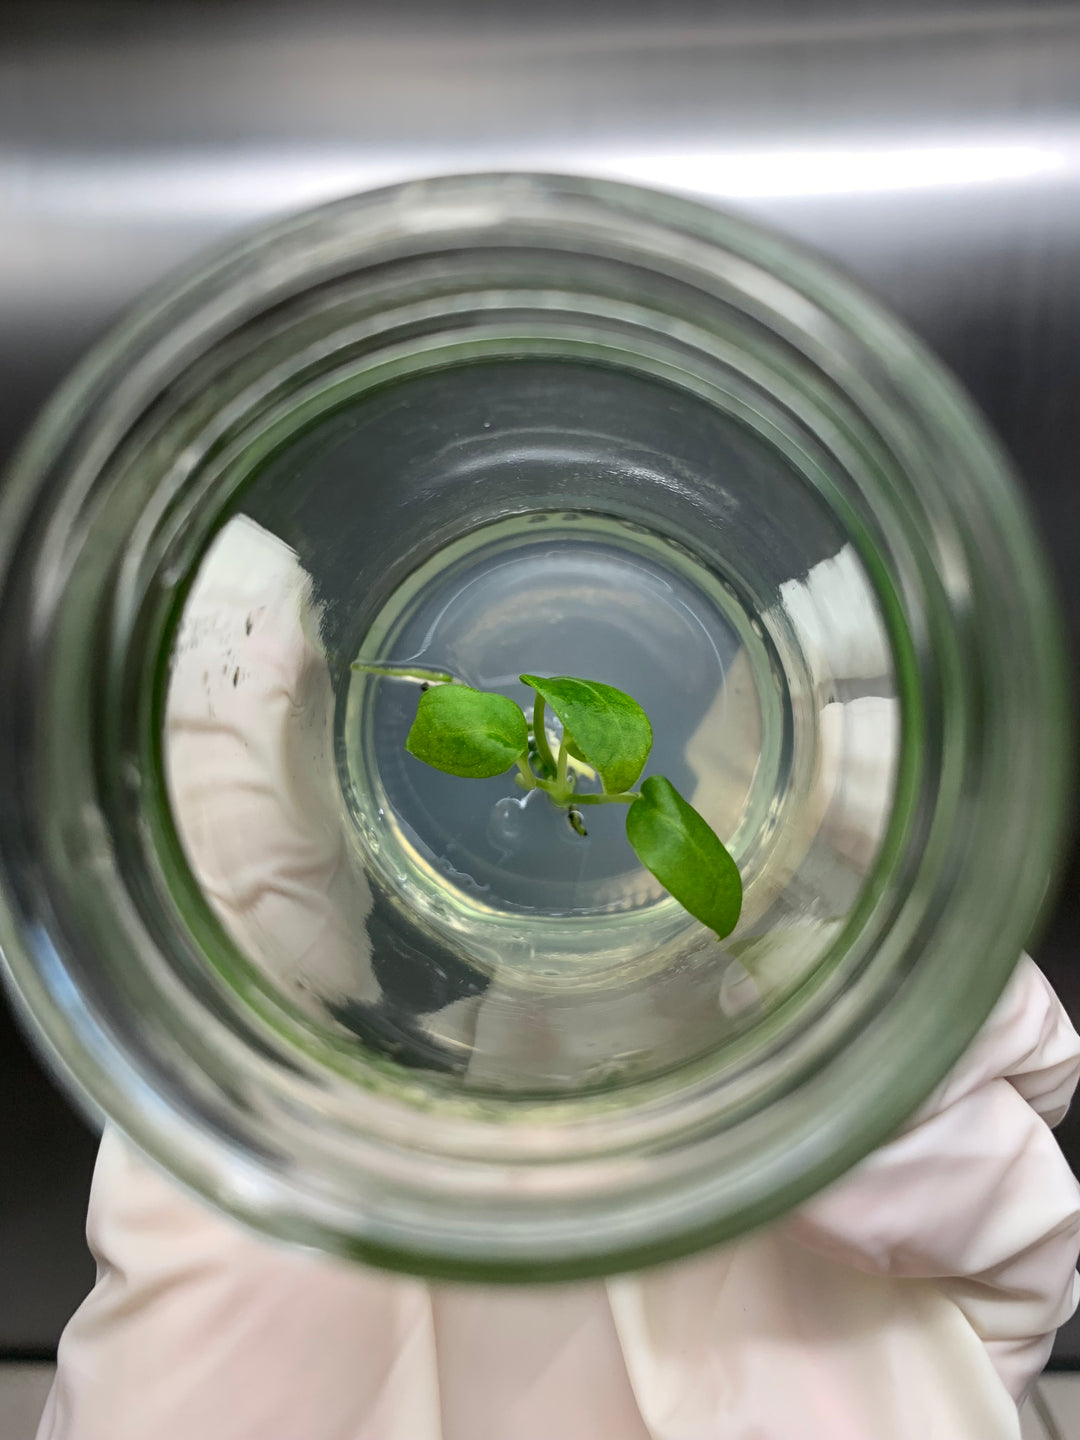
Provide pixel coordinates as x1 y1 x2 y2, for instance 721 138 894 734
2 0 1079 1345
4 4 1080 642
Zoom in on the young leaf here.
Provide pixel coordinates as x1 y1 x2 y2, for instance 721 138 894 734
626 775 742 939
406 685 528 779
519 675 652 794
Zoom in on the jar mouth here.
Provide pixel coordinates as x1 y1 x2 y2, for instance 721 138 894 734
0 172 1071 1279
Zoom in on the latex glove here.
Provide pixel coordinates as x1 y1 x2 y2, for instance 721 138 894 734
39 522 1080 1440
40 965 1080 1440
610 953 1080 1439
789 956 1080 1401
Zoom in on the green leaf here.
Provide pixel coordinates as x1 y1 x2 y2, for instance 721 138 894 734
626 776 742 939
519 675 652 794
406 685 528 779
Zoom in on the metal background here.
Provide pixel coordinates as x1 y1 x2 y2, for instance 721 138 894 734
2 0 1079 1358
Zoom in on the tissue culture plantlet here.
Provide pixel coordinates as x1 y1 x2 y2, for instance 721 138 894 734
353 663 743 939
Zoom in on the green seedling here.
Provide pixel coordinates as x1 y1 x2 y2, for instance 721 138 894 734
352 661 743 939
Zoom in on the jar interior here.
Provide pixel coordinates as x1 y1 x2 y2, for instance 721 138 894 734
163 357 898 1095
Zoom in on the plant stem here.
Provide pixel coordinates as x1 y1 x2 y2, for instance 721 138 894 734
555 738 570 801
531 694 558 776
573 791 640 806
351 662 455 685
515 755 538 791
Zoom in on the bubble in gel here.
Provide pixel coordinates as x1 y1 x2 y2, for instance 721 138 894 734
488 795 529 848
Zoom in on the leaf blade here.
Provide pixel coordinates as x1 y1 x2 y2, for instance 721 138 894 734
519 675 652 794
406 685 528 779
626 775 742 939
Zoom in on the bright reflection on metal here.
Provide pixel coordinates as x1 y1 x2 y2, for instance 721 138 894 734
2 134 1075 225
596 140 1071 199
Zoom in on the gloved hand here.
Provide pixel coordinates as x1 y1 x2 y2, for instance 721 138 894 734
38 521 1080 1440
608 952 1080 1439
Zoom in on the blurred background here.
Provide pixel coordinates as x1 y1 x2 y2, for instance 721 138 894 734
3 0 1080 1386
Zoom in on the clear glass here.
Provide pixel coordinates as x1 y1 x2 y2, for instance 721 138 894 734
0 174 1070 1279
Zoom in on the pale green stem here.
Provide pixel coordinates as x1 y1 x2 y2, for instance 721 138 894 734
573 791 640 806
531 694 558 776
351 662 456 684
554 740 570 802
515 755 538 791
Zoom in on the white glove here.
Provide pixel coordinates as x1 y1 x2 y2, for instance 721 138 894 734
610 953 1080 1439
38 522 1080 1440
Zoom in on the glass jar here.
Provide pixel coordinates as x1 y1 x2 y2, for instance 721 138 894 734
0 173 1070 1280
